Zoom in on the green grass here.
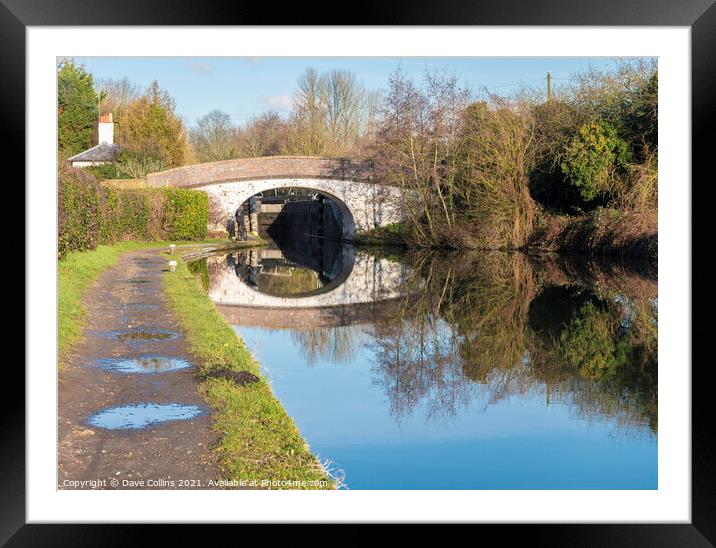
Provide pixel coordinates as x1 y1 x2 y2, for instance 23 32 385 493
58 238 226 365
354 222 409 246
163 257 334 489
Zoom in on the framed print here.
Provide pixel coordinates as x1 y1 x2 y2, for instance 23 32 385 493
7 0 712 541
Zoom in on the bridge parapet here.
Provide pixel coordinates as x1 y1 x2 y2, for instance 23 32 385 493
146 156 375 188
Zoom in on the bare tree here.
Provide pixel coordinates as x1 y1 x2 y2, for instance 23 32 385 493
371 68 471 246
190 109 239 162
97 77 142 117
286 68 331 155
240 111 289 157
285 68 377 156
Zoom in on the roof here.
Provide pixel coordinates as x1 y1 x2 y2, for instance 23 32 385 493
68 143 121 162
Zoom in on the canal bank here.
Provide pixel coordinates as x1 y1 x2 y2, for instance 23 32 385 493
58 240 333 489
354 209 657 263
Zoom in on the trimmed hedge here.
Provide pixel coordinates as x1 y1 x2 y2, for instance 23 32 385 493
58 166 103 256
58 164 207 259
162 188 209 241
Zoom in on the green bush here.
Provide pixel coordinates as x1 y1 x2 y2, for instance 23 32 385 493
100 187 152 241
560 121 632 203
161 188 208 240
58 164 208 259
58 165 103 258
84 163 128 180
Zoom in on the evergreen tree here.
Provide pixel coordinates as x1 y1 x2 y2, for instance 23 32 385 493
57 60 98 158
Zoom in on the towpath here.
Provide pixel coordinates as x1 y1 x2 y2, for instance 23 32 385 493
58 248 218 489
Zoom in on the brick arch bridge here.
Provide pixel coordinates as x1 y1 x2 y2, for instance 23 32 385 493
146 156 404 240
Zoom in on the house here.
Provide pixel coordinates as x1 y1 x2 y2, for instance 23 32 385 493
68 113 121 168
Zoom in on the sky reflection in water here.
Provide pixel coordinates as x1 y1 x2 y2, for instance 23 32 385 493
214 244 657 489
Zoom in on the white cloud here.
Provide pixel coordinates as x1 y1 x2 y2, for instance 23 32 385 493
187 61 213 75
259 94 293 112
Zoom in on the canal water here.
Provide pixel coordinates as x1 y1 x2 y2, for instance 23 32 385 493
191 236 657 490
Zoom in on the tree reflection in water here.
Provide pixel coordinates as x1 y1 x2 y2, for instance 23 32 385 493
364 251 657 433
291 326 368 366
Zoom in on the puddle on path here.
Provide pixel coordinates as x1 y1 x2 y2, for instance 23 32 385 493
122 303 161 311
97 356 192 374
114 330 177 342
127 278 152 285
91 329 179 343
87 403 204 430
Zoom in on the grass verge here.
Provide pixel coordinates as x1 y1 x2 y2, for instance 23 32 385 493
163 256 334 489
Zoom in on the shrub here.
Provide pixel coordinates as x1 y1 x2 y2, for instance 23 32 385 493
528 100 585 212
58 164 208 258
84 163 128 180
82 152 167 180
530 207 657 262
623 70 658 158
622 148 658 211
160 188 208 240
456 99 538 249
58 164 102 258
100 186 151 241
560 121 632 203
115 150 166 178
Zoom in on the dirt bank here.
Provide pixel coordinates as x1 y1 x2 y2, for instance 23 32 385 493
529 209 657 262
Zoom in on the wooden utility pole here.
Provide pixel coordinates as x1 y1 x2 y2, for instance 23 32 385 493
547 71 552 101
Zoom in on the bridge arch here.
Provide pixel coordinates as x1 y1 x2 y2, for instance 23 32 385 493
206 179 359 240
206 250 413 309
146 156 404 240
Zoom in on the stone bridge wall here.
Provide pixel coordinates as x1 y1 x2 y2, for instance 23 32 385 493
146 156 375 188
200 178 402 239
146 156 403 239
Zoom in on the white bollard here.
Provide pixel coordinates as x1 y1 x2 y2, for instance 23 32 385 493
168 260 177 272
169 244 176 255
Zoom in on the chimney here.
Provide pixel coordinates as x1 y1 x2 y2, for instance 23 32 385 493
98 112 114 145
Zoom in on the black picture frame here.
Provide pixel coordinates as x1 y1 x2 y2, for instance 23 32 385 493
7 0 711 541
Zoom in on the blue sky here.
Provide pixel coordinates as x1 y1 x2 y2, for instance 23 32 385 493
74 57 642 127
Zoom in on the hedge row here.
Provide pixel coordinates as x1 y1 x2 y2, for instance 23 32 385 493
58 164 207 259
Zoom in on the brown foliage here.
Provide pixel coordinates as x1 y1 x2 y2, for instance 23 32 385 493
457 98 538 249
115 83 190 168
531 208 657 262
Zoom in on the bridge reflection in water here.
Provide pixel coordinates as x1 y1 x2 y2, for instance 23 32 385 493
206 236 415 329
